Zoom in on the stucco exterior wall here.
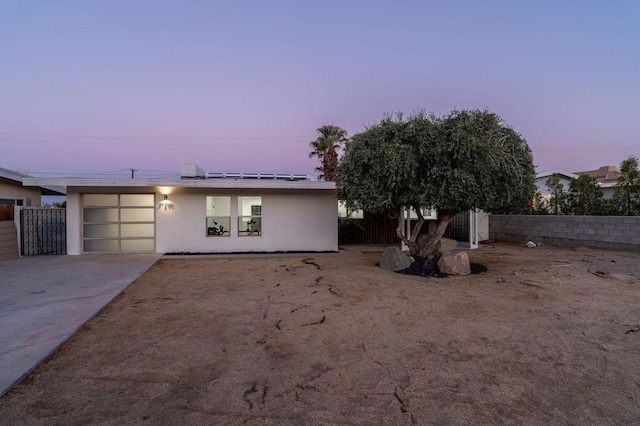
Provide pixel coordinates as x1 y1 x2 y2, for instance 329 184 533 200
477 210 490 241
535 175 573 195
0 180 41 206
66 192 81 255
66 187 338 254
156 189 337 253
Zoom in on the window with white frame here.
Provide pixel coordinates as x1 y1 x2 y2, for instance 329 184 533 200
0 197 26 206
238 196 261 236
205 196 231 236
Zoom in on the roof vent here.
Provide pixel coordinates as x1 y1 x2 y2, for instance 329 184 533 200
181 164 205 179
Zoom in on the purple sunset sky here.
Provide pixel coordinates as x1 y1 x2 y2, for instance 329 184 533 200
1 1 639 178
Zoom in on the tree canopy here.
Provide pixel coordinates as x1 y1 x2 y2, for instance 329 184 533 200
545 173 567 215
308 125 348 181
567 173 603 215
337 109 536 257
613 155 640 216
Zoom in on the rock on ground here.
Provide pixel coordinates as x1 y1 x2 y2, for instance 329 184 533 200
437 251 471 276
379 246 412 271
416 235 458 257
435 237 458 257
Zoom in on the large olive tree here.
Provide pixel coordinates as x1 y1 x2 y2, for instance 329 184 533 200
337 109 536 258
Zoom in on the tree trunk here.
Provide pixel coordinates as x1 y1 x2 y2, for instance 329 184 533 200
394 209 424 256
626 183 631 216
323 145 339 182
416 210 455 258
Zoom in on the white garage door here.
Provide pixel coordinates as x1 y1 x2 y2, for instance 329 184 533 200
82 194 155 253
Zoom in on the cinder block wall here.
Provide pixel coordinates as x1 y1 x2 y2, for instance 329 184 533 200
490 215 640 251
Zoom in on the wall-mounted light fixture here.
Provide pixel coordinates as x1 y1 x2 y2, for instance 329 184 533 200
158 194 174 210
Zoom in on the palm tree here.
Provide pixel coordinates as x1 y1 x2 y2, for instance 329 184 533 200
308 125 348 181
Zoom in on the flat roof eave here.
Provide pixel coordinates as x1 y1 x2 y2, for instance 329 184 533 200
22 177 336 191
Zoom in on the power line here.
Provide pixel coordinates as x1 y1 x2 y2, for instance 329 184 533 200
534 147 638 152
0 137 308 146
0 131 313 141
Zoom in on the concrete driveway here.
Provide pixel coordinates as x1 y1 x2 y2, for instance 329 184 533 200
0 253 161 397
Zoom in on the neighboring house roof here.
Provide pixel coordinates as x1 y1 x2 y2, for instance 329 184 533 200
575 165 621 184
536 169 616 190
536 165 620 191
0 166 66 195
535 170 579 180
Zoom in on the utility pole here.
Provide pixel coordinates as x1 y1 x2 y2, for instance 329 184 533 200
130 168 137 179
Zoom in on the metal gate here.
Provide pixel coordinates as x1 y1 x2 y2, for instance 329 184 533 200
447 210 470 241
20 208 67 255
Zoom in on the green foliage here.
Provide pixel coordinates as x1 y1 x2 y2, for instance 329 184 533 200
566 174 604 215
524 191 550 215
337 109 536 220
544 173 567 214
600 198 622 216
309 125 348 181
612 155 640 216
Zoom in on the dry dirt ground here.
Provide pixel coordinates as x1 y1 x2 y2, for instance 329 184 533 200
1 243 640 425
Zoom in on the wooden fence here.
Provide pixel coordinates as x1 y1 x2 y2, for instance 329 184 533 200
0 204 14 221
0 221 18 260
338 212 441 245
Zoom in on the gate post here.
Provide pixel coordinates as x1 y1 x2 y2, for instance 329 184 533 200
469 209 479 249
14 206 22 257
401 207 410 251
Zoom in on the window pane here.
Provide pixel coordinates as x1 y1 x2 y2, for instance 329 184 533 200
206 217 230 236
84 208 119 222
0 198 15 205
121 194 155 207
206 196 230 216
338 201 363 219
121 208 154 222
409 207 438 220
84 239 119 252
121 239 154 251
238 197 261 216
84 224 119 238
84 194 118 206
121 223 155 238
238 217 261 236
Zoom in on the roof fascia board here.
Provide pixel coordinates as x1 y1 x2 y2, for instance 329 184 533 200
22 177 336 191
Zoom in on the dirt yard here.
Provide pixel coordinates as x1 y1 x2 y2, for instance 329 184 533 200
1 243 640 425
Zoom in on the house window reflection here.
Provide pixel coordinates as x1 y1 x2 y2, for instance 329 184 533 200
238 196 261 236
